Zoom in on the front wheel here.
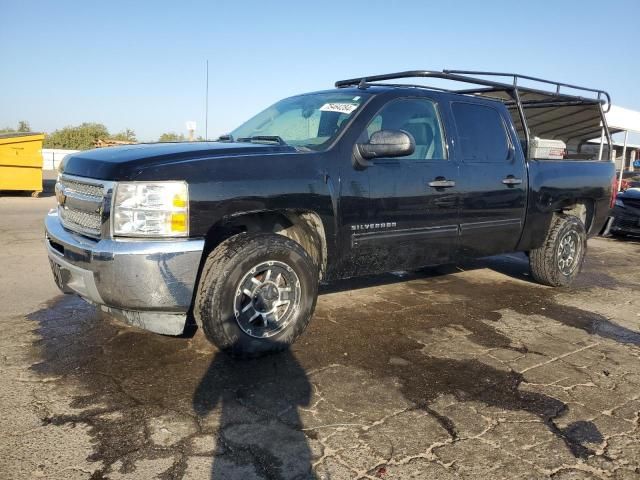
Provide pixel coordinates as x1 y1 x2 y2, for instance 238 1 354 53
529 214 587 287
194 232 318 358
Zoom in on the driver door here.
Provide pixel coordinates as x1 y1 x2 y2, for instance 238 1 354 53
350 97 460 274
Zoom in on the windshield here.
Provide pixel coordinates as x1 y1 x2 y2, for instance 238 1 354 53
228 92 369 151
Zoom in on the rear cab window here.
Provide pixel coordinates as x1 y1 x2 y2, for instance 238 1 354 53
451 102 511 163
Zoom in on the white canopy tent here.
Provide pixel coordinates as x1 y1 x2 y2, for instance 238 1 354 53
606 105 640 136
602 105 640 190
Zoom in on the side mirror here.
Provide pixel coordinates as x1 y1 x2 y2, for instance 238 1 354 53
353 130 415 169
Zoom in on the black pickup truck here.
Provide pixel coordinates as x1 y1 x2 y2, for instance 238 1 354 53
46 70 616 357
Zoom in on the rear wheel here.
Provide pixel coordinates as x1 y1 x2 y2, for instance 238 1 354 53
529 214 587 287
194 232 318 358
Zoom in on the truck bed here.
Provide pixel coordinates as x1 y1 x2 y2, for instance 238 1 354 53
517 159 615 251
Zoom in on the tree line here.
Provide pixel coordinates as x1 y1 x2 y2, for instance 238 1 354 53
0 121 193 150
0 121 32 134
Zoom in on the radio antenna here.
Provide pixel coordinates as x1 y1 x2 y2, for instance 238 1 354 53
204 60 209 140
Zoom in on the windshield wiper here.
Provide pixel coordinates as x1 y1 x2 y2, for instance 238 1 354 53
236 135 287 146
217 134 234 142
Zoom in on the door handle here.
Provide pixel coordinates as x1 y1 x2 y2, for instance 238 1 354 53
502 176 523 186
428 178 456 188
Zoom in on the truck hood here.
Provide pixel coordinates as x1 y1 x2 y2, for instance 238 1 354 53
60 141 297 180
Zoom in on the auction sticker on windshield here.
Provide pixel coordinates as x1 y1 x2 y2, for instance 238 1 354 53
320 103 359 114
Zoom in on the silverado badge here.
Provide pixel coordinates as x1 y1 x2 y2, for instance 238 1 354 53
351 222 397 231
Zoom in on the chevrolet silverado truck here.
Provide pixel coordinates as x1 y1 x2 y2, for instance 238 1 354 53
46 70 616 357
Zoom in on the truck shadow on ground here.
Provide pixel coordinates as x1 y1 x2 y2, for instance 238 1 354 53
26 249 638 478
29 297 317 479
192 349 313 479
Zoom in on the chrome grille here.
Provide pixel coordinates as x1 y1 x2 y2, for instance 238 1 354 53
56 175 106 238
61 178 104 198
59 207 102 231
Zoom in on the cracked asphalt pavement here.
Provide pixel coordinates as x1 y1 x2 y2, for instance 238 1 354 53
1 193 639 480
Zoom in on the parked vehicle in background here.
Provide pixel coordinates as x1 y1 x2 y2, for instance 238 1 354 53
45 70 616 357
611 188 640 237
621 171 640 189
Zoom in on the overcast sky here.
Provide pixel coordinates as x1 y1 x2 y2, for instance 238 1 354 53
2 0 639 142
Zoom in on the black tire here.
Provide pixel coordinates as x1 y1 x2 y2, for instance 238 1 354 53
194 232 318 358
529 214 587 287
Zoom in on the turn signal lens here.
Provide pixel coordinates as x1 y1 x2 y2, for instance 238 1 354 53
170 212 188 232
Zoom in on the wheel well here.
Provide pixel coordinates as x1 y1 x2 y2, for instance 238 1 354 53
202 211 328 280
559 199 595 233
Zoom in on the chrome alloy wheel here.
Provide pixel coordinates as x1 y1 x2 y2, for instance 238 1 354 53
557 231 581 275
233 260 301 338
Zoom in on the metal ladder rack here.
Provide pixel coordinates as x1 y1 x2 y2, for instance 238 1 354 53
335 69 611 110
335 69 613 160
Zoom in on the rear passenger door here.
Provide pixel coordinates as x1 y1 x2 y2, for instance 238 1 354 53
452 101 527 257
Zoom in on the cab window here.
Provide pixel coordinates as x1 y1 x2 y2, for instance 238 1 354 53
451 102 510 163
360 98 447 160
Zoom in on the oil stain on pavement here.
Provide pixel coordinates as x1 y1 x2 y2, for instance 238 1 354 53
27 241 640 479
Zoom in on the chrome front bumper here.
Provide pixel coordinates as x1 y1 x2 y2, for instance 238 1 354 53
45 209 205 335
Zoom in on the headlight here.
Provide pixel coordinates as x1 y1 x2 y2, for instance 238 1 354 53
113 181 189 237
614 198 625 207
